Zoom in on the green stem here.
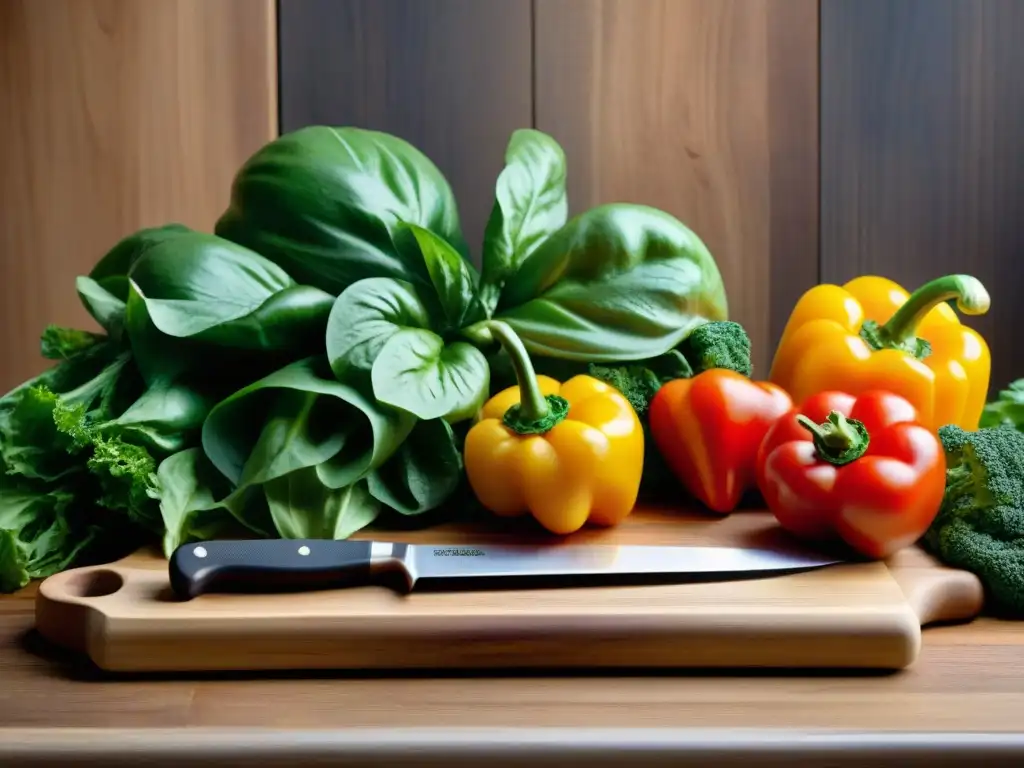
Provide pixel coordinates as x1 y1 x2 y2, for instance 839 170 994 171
796 410 870 466
483 320 569 435
881 274 990 346
486 321 548 421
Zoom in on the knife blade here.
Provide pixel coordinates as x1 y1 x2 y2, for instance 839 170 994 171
168 537 846 600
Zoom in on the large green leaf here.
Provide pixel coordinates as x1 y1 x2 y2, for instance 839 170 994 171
325 277 435 377
479 129 568 315
490 203 729 362
202 356 414 494
127 231 334 352
403 223 483 330
214 126 467 295
101 379 215 455
155 448 255 557
264 472 381 540
366 418 462 516
370 329 489 422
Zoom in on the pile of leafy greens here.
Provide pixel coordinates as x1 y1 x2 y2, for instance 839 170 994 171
0 126 730 592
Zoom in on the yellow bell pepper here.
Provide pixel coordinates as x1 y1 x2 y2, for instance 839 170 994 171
769 274 991 431
463 321 644 535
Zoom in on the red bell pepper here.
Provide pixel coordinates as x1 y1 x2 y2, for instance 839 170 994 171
649 369 793 513
755 390 946 559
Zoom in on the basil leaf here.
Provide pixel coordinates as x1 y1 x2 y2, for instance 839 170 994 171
403 223 483 330
492 203 729 362
155 448 248 557
264 472 380 540
367 418 462 515
202 356 414 493
371 329 489 422
326 277 435 376
127 231 333 352
480 129 568 315
215 126 467 295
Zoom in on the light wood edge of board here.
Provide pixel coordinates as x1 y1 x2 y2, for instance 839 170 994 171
884 545 985 626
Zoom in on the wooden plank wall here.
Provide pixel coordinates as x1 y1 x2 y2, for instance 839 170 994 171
0 0 278 392
821 0 1024 393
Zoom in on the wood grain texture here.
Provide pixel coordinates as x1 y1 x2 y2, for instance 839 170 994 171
278 0 532 267
534 0 819 376
0 583 1022 734
821 0 1024 393
0 0 277 394
31 508 982 673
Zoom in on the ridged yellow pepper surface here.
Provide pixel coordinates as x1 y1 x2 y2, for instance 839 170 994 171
463 322 644 536
768 274 991 432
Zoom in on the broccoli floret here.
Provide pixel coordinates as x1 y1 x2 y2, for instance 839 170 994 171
677 321 752 377
587 364 663 417
922 424 1024 616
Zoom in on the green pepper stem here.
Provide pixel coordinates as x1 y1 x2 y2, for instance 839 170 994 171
881 274 990 346
483 320 549 422
796 410 870 466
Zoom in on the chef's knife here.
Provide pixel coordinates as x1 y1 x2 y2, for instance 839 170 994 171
168 537 845 600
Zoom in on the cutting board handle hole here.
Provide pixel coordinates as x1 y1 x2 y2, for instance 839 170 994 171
65 569 124 598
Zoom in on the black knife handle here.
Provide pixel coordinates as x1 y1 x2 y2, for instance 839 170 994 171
168 539 375 600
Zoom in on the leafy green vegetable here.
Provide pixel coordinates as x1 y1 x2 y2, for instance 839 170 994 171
366 417 462 516
51 394 161 531
127 231 334 352
40 325 105 360
203 356 412 489
326 277 436 375
481 203 728 362
922 424 1024 616
78 224 194 338
479 129 568 315
265 473 381 540
980 379 1024 430
215 126 467 295
405 223 484 331
371 329 489 422
326 275 489 423
156 448 247 557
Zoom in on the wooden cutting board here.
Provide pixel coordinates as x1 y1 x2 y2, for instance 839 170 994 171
33 506 985 673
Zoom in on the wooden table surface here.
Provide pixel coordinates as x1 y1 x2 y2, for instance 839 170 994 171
1 577 1024 766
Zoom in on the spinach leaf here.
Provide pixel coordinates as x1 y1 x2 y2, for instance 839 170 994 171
156 448 250 557
264 472 380 540
480 129 568 315
89 223 193 292
202 356 414 495
127 231 334 352
404 223 484 330
327 276 488 422
76 224 194 339
367 417 462 515
326 277 435 376
214 126 467 295
77 277 126 338
488 203 729 362
371 329 489 422
100 379 214 455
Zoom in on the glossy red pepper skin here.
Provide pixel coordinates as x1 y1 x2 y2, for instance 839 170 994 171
755 390 946 559
649 369 793 514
